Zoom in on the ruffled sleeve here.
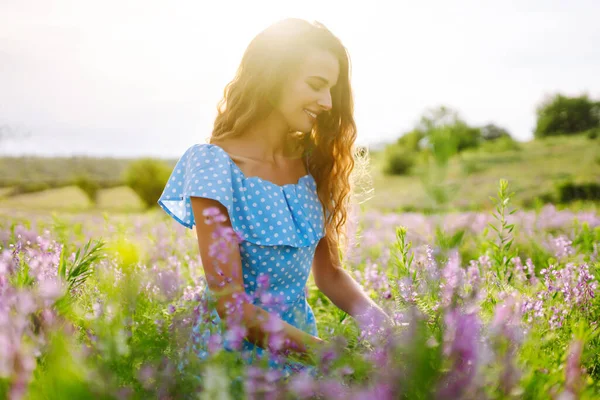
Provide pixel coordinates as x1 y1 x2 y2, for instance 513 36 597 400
157 144 234 229
159 143 325 248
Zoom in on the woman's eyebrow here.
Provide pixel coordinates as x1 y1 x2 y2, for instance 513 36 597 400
307 76 330 85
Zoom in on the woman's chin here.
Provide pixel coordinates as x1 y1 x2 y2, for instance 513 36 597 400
287 119 315 134
297 123 315 134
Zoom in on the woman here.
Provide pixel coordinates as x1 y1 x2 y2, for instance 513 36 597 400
158 18 390 374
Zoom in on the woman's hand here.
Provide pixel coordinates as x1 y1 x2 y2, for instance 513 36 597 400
285 336 328 366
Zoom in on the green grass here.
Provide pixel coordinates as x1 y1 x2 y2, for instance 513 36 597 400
0 186 92 210
95 186 146 210
367 135 600 211
0 187 13 198
0 185 144 213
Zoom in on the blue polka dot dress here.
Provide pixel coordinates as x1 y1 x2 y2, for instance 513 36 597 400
158 143 325 373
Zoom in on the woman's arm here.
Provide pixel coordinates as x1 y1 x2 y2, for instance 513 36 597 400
312 233 391 324
190 197 324 361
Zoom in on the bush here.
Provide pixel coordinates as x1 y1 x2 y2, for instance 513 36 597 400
123 158 172 208
555 181 600 203
396 130 425 152
586 127 600 140
534 93 600 138
480 123 512 141
521 192 555 208
460 158 486 174
383 145 416 176
453 123 482 152
74 175 100 204
10 181 55 195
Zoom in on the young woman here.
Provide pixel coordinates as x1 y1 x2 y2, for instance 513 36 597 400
158 18 391 374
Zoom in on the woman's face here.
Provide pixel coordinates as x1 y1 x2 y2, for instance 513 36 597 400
276 48 340 133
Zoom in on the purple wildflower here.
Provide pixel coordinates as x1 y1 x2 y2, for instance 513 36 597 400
437 308 482 399
317 379 349 399
224 323 247 351
549 235 575 261
490 295 523 395
207 333 223 355
288 370 316 398
440 251 464 307
565 340 585 392
244 366 281 400
557 339 585 400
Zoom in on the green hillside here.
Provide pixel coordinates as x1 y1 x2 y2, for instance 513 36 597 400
368 135 599 211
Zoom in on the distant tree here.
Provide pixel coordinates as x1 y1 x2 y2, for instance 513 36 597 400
534 93 600 138
453 122 482 152
478 123 520 153
480 124 512 141
417 105 462 132
416 106 482 152
389 106 485 177
396 129 425 152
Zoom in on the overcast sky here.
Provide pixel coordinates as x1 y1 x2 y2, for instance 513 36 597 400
1 0 599 158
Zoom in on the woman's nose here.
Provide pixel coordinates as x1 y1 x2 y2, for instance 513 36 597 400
317 91 332 112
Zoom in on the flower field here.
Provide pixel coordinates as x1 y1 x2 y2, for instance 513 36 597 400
1 181 600 399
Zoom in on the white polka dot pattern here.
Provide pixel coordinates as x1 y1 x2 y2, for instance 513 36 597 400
158 143 325 247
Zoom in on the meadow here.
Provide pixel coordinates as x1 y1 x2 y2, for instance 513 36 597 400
1 135 600 399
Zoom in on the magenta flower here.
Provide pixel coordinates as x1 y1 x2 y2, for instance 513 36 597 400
437 308 482 399
564 339 585 396
244 366 281 399
317 379 349 399
548 235 575 260
257 274 270 290
288 370 316 398
262 313 283 334
207 333 223 354
224 323 247 351
440 251 464 307
350 382 395 400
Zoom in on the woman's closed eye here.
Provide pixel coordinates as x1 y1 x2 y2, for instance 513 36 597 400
309 82 322 92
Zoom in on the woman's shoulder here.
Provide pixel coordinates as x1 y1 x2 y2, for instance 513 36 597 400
171 143 237 179
181 142 229 162
159 142 325 246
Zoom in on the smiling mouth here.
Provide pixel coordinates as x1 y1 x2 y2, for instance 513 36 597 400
304 109 318 120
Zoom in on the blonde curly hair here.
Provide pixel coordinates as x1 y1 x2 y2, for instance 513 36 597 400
209 18 372 264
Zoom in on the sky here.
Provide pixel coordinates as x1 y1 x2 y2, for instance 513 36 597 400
1 0 599 158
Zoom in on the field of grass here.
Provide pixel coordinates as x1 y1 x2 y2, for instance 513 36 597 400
368 135 600 211
2 180 600 398
1 133 599 398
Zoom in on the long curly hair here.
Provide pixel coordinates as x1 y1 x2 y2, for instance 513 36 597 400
209 18 370 265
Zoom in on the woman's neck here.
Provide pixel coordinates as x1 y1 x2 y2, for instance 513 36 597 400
229 113 302 162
